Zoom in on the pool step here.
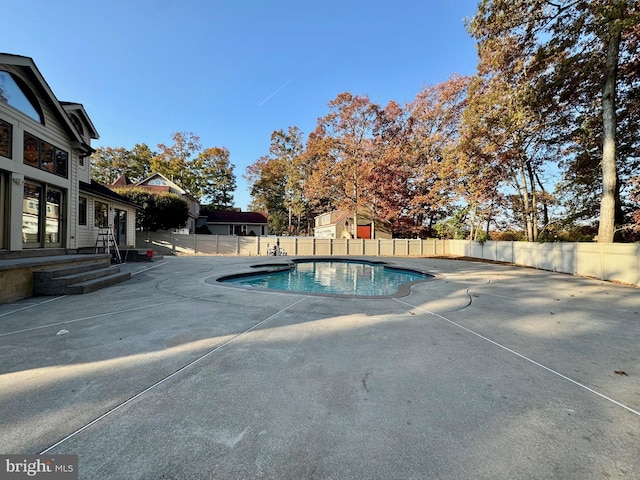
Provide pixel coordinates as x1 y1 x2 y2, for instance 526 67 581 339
33 262 131 296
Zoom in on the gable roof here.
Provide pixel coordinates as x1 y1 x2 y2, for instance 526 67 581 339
205 211 267 224
134 172 199 202
107 174 134 187
136 172 186 194
60 102 99 140
0 53 91 153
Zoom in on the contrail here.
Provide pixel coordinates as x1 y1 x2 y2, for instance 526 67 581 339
257 69 306 107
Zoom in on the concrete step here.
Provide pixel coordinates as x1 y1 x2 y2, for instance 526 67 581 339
34 261 111 281
65 271 131 294
33 262 131 296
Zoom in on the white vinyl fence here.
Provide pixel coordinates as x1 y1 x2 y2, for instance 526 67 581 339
137 233 640 287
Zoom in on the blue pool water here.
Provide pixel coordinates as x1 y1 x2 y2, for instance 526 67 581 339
221 260 431 296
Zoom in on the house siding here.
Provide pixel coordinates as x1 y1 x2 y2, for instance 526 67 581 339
1 55 137 254
1 65 75 251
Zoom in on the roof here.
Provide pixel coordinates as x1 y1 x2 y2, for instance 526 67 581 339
60 102 100 140
134 185 171 193
135 172 198 202
205 211 267 224
107 174 134 187
80 180 139 209
0 53 90 152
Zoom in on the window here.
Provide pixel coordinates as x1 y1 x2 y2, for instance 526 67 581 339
22 181 64 248
45 188 62 244
22 182 41 245
23 132 68 178
24 133 38 167
95 201 108 227
0 71 43 123
148 177 167 186
41 140 55 173
0 119 11 158
78 196 87 225
55 150 68 177
69 114 83 135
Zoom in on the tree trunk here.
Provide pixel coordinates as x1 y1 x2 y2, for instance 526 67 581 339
518 165 534 242
353 211 358 239
597 24 621 243
526 160 538 241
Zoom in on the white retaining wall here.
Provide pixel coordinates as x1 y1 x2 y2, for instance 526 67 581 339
137 233 640 287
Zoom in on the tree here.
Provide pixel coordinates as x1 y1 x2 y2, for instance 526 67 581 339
92 132 238 204
90 144 153 184
468 0 640 242
194 147 236 207
245 155 288 235
269 127 307 233
113 187 188 231
151 131 202 195
404 76 470 237
305 93 379 237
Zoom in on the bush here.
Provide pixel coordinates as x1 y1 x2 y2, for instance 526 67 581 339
491 231 526 241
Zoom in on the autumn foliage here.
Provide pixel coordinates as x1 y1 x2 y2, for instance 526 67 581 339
246 1 640 242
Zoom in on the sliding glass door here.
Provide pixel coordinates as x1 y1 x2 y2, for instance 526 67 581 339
22 180 64 248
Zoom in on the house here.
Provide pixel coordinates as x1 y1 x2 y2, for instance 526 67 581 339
313 210 392 239
110 172 200 234
198 210 268 236
0 53 137 254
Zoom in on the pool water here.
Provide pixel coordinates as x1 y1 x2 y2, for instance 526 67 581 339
221 260 431 296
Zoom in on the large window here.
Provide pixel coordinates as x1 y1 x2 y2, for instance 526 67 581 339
22 181 64 248
45 188 62 244
22 182 41 244
0 119 11 158
23 132 68 178
95 201 108 227
0 71 43 124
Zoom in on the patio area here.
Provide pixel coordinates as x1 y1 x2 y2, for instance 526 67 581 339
0 256 638 479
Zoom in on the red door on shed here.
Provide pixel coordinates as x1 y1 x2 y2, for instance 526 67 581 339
357 225 371 239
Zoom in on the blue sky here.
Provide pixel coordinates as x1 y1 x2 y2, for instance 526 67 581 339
2 0 480 209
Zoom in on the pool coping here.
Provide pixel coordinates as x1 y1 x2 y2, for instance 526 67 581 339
207 256 437 299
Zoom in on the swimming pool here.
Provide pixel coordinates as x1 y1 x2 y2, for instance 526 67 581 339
216 259 433 297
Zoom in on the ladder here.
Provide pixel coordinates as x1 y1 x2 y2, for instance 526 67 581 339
95 226 122 264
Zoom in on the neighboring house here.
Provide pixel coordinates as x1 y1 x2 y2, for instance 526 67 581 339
198 210 268 236
0 53 136 253
314 210 392 239
110 173 200 234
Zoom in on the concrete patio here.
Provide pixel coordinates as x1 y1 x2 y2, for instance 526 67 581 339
0 256 638 479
